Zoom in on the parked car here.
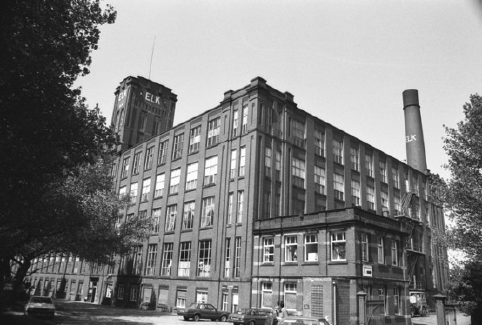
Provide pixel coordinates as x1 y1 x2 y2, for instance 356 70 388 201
278 316 331 325
229 308 275 325
409 291 428 317
24 296 55 319
177 302 230 321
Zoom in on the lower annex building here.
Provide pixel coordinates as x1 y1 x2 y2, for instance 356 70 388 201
27 76 448 325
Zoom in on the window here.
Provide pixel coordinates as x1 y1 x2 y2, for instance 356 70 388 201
261 283 273 309
367 185 375 210
285 235 298 262
207 117 220 147
121 157 130 178
204 156 218 186
119 186 126 199
292 120 305 148
239 146 246 177
391 240 398 266
392 167 399 188
152 208 161 233
263 238 274 262
145 244 158 276
185 162 198 191
234 237 242 277
117 284 124 300
165 205 177 232
132 246 142 275
144 147 154 170
178 242 191 277
227 192 234 224
129 285 138 302
284 283 297 310
264 190 271 218
366 154 374 177
333 138 344 164
275 186 281 217
265 147 272 177
160 243 173 276
197 240 212 277
154 173 165 198
230 150 237 178
378 237 384 264
172 133 184 160
394 196 401 215
130 182 138 203
182 201 195 230
275 149 281 180
224 238 231 277
379 288 387 315
360 233 370 262
334 173 344 201
197 290 208 303
132 152 141 175
292 157 305 189
138 210 147 219
169 168 181 194
232 110 239 137
141 178 151 202
381 191 389 212
380 160 387 183
351 180 361 206
331 231 346 261
350 146 360 171
176 289 187 308
304 234 318 262
189 126 201 153
236 191 244 223
394 287 400 315
314 165 326 194
242 104 248 134
293 198 305 215
314 129 325 156
158 140 168 165
201 197 215 228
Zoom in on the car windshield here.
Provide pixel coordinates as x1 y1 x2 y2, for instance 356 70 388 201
187 303 198 308
236 308 252 314
30 297 53 304
284 319 327 325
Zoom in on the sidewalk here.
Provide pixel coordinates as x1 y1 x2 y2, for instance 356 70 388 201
411 310 471 325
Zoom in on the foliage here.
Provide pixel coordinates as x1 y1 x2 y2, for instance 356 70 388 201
443 94 482 260
0 0 150 301
444 94 482 313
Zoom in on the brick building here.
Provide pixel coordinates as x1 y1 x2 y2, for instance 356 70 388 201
27 76 448 325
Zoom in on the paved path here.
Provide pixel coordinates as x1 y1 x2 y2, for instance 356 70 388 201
411 310 471 325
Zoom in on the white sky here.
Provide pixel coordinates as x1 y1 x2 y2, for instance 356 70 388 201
75 0 482 180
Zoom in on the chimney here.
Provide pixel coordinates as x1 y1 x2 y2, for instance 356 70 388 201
403 89 428 174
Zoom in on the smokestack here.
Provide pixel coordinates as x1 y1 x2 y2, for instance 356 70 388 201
403 89 428 174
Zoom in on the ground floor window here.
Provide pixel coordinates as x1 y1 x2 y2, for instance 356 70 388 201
222 293 229 311
176 289 187 308
394 287 400 315
196 290 208 303
284 283 297 310
117 284 124 300
232 293 239 312
261 282 273 308
130 285 138 302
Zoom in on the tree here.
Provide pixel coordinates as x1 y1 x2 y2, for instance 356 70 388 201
0 0 150 301
444 94 482 312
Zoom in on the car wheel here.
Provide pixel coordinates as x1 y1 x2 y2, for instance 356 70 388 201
410 306 415 317
220 315 228 322
194 314 200 321
248 321 255 325
183 316 190 321
421 307 428 317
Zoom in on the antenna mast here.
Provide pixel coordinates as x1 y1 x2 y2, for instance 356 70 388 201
148 36 156 79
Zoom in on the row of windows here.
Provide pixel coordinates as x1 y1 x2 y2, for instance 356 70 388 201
262 232 400 266
121 191 245 234
119 148 246 204
122 238 243 279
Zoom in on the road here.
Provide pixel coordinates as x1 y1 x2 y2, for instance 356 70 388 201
1 299 228 325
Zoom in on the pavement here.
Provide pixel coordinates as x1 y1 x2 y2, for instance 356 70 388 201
411 310 471 325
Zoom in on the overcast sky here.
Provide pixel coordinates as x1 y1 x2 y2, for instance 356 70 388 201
75 0 482 179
